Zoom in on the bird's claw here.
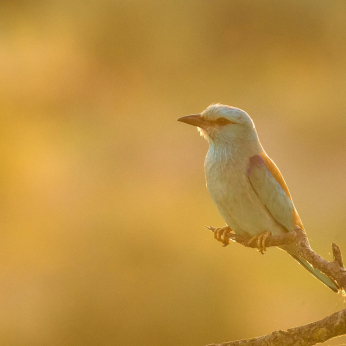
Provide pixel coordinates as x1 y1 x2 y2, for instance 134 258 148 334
210 226 233 247
247 231 271 254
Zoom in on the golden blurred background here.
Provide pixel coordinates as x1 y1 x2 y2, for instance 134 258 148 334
1 1 346 345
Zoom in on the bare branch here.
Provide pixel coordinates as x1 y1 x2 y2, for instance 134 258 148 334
207 308 346 346
206 225 346 292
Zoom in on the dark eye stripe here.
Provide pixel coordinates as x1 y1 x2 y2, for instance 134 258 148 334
215 118 234 126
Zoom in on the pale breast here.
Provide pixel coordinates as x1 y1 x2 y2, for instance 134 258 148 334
205 155 286 237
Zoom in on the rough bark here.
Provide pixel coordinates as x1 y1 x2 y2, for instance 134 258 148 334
207 309 346 346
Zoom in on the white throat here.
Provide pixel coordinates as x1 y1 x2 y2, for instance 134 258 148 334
205 126 262 165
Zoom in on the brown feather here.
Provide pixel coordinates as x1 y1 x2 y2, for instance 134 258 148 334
260 152 304 230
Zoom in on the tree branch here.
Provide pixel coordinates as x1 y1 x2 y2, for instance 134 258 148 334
206 225 346 291
205 225 346 345
207 308 346 346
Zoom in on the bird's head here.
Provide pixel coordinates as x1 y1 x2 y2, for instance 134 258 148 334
178 104 256 144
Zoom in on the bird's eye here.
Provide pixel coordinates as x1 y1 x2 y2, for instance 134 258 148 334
216 118 233 126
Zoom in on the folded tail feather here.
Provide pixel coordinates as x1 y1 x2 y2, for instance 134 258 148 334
290 254 338 292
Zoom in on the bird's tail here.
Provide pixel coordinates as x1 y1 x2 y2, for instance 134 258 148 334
290 254 339 292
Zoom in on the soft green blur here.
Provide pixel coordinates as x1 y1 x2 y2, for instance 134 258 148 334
1 1 346 345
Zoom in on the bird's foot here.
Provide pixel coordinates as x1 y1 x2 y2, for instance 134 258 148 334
247 231 272 254
209 226 234 247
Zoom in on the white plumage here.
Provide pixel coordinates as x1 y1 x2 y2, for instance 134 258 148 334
178 103 338 292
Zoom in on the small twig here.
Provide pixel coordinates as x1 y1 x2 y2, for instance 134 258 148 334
332 243 344 267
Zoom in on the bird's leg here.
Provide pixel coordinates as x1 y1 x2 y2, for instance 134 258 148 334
213 226 234 247
247 231 272 254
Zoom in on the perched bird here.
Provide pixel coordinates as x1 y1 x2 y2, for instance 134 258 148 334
178 103 338 292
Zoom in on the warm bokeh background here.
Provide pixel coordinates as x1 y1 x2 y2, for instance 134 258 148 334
1 1 346 345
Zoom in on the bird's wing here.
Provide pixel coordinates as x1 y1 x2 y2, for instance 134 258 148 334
247 153 303 232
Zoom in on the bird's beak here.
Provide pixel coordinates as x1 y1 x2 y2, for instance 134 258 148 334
177 114 208 128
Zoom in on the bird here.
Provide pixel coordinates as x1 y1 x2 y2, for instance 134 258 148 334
178 103 338 292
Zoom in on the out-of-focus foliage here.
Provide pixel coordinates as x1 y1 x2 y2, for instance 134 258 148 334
1 1 346 345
